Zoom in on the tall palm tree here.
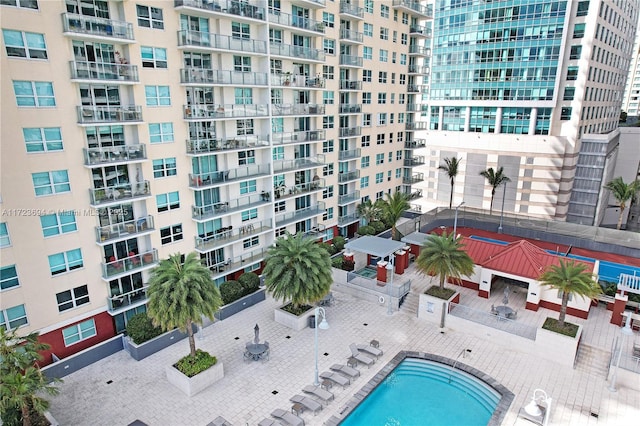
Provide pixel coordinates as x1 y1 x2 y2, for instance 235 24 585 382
479 166 511 215
538 259 601 327
356 199 382 225
147 252 222 358
263 232 332 310
604 176 640 230
438 157 461 209
415 230 475 291
380 191 410 240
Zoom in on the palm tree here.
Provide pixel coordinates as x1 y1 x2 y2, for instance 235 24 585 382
538 259 602 327
415 230 475 292
0 328 60 426
263 232 332 310
380 191 410 240
438 157 461 209
604 176 640 230
479 166 511 215
147 252 222 358
356 199 382 225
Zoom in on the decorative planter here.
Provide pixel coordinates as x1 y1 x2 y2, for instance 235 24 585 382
274 304 315 330
418 289 460 327
165 361 224 397
215 288 266 321
124 327 193 361
536 323 583 367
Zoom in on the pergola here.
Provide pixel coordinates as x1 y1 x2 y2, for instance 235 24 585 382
344 236 406 261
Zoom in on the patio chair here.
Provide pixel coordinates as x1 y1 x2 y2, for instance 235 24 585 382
330 363 360 378
349 343 375 367
491 304 497 315
356 343 383 358
320 371 350 388
207 416 232 426
271 408 304 426
258 419 282 426
290 394 323 415
302 385 334 404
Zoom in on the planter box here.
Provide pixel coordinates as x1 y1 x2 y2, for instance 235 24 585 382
535 323 583 367
418 290 460 327
165 361 224 397
215 288 266 321
274 305 315 331
125 327 192 361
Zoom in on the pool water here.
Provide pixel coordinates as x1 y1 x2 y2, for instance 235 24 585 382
340 359 499 426
355 266 377 279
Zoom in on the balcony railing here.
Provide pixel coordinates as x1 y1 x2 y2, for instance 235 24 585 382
339 126 361 137
406 121 428 130
195 220 272 251
184 104 269 119
339 28 363 43
272 130 326 145
339 104 362 114
338 170 360 183
70 61 138 82
270 42 325 61
404 156 425 167
392 0 433 18
403 173 424 184
272 103 325 116
408 64 430 74
97 215 154 243
406 104 427 112
410 25 432 38
178 30 267 54
102 249 158 279
338 212 359 226
175 0 266 20
186 135 268 154
107 285 149 312
296 0 326 7
189 164 270 188
405 139 426 149
275 202 325 226
339 54 363 67
273 155 326 173
77 105 142 124
268 10 324 33
90 181 151 205
207 247 267 275
180 68 268 86
339 1 364 18
84 143 146 166
274 179 325 200
192 193 270 221
407 85 421 93
338 190 360 205
409 45 431 56
304 224 327 241
61 13 134 41
339 80 361 90
338 148 361 161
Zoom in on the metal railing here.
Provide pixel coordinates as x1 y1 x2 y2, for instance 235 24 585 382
195 220 272 251
70 61 138 82
346 271 412 298
391 0 433 18
338 148 361 161
406 121 428 130
271 103 325 116
338 191 360 205
192 193 269 220
339 1 364 17
61 13 134 40
180 69 268 86
339 54 363 67
84 144 146 166
449 302 537 340
270 42 325 61
90 181 151 205
268 10 324 33
404 156 425 166
207 248 267 274
272 130 325 145
186 135 268 154
409 25 432 37
178 30 267 53
340 80 362 90
275 203 325 226
102 249 158 279
274 179 325 200
184 104 269 119
338 170 360 183
339 126 361 137
405 139 426 149
107 285 149 311
339 104 362 114
338 212 360 226
77 105 142 124
409 45 431 56
189 164 270 188
273 155 326 173
408 64 430 74
339 28 363 43
175 0 266 20
96 215 154 243
402 173 424 184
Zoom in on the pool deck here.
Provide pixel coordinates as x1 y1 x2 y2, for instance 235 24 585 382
48 262 640 426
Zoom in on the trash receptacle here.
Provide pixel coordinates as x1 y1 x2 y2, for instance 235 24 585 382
309 315 316 328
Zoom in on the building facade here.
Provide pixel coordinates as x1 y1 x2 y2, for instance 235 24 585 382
622 17 640 117
0 0 430 363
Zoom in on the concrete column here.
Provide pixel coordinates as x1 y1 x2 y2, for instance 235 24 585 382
464 106 471 132
610 293 629 326
494 107 502 133
528 108 538 135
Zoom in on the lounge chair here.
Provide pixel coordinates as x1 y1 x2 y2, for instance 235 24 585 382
320 371 350 388
271 408 304 426
302 385 334 404
258 419 282 426
330 363 360 378
290 394 323 415
207 416 232 426
356 343 383 358
349 343 375 367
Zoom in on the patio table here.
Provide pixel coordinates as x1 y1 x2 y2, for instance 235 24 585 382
246 343 268 361
495 305 514 319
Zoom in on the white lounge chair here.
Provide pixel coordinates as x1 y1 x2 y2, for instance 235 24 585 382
356 343 383 358
290 394 322 415
320 371 350 388
271 408 304 426
330 363 360 378
302 385 335 404
349 343 375 367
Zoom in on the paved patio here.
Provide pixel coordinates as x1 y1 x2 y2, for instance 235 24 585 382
48 263 640 426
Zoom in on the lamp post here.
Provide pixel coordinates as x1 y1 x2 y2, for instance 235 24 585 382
313 307 329 386
386 256 395 316
498 183 507 234
608 312 634 392
453 201 465 237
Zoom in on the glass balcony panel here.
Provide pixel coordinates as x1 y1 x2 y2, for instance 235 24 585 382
271 103 325 116
102 249 158 279
408 46 431 56
175 0 266 20
338 170 360 183
339 28 363 43
339 126 361 137
272 130 325 145
339 54 363 67
96 215 154 243
268 10 324 33
184 104 269 119
273 178 325 200
275 202 325 226
77 105 142 124
404 156 425 167
339 1 364 18
339 104 362 114
189 164 270 188
178 30 267 54
405 139 426 149
186 135 269 154
338 148 361 161
181 69 268 86
61 13 134 41
409 25 432 38
70 61 138 82
207 247 267 275
269 42 325 61
107 284 149 312
402 173 425 184
84 143 146 166
90 181 151 205
339 80 361 90
192 193 270 220
272 154 326 173
338 212 359 226
195 220 272 251
391 0 433 18
338 190 360 205
405 122 428 131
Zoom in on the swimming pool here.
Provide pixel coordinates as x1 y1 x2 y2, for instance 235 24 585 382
340 357 502 426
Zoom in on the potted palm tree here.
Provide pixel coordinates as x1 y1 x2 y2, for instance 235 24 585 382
263 232 332 330
438 157 462 209
147 252 224 396
604 176 640 230
379 191 410 240
479 166 511 215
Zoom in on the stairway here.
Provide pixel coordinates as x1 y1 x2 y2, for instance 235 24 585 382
399 291 420 316
574 343 611 377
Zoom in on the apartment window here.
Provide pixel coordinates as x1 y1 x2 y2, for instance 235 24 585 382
378 113 387 125
234 87 253 104
362 113 371 126
275 227 286 237
323 39 335 55
323 207 334 220
156 191 179 212
399 94 405 104
23 127 63 152
363 70 372 82
322 12 334 27
401 33 407 45
360 176 369 188
56 285 89 312
393 30 397 42
396 151 403 160
275 202 285 213
398 112 405 123
269 28 282 44
49 248 83 275
380 28 388 40
149 122 174 144
32 170 70 196
152 158 177 178
323 91 334 104
378 93 387 104
390 94 395 104
243 236 259 249
136 4 164 29
361 135 370 147
13 81 55 107
364 0 373 14
272 146 284 161
400 54 407 65
380 4 389 18
237 150 255 166
323 163 334 176
62 319 96 346
561 107 572 120
576 1 589 16
363 46 372 60
0 223 9 248
570 45 582 60
361 156 370 168
1 265 19 290
1 304 27 330
2 30 46 59
375 172 384 184
563 87 575 101
573 23 585 38
323 186 334 198
237 119 254 135
240 180 257 194
323 140 334 153
241 208 258 222
323 116 334 129
377 134 385 144
397 132 403 142
375 153 384 165
396 168 402 178
379 49 388 62
234 56 251 72
392 52 396 63
322 65 334 80
362 92 371 104
40 212 77 237
141 46 167 68
402 12 408 24
378 71 387 83
1 0 38 9
160 224 183 244
145 85 170 106
567 67 579 81
363 23 373 37
399 74 406 84
231 22 250 39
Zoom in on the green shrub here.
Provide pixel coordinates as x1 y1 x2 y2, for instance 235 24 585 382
332 236 346 251
331 256 344 268
219 280 243 305
542 317 579 337
357 225 375 235
369 221 387 234
173 349 217 377
238 272 260 296
320 242 338 256
126 313 164 344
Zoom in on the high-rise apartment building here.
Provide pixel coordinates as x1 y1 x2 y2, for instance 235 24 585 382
0 0 431 363
414 0 638 224
622 17 640 117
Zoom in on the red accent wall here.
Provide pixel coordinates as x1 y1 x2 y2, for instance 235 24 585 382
38 311 116 366
478 290 489 299
538 300 589 319
526 301 539 311
451 278 479 291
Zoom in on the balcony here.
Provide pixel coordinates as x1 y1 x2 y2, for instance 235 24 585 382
208 247 267 276
339 54 363 67
272 103 325 116
181 69 268 86
178 30 267 54
195 220 272 252
90 181 151 206
70 61 138 83
338 190 360 205
391 0 433 19
275 202 325 227
304 224 327 241
174 0 266 21
107 285 149 312
339 1 364 18
274 179 325 200
272 130 326 145
338 170 360 183
403 173 424 184
77 105 142 124
407 85 421 93
408 64 430 75
338 212 359 226
189 164 270 188
405 139 426 149
270 43 325 62
84 143 146 166
294 0 326 8
338 148 361 161
102 249 158 279
192 193 270 221
339 80 361 90
409 45 431 57
273 155 326 173
404 156 425 167
186 135 269 155
410 25 432 38
339 28 363 43
406 103 427 112
339 126 361 137
61 13 134 42
339 104 362 114
270 73 324 88
96 215 154 244
406 121 428 130
184 104 269 120
268 10 324 33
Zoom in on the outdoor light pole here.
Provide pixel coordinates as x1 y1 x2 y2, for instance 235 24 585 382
386 256 394 316
498 183 507 234
453 201 465 237
608 312 634 392
313 307 329 386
